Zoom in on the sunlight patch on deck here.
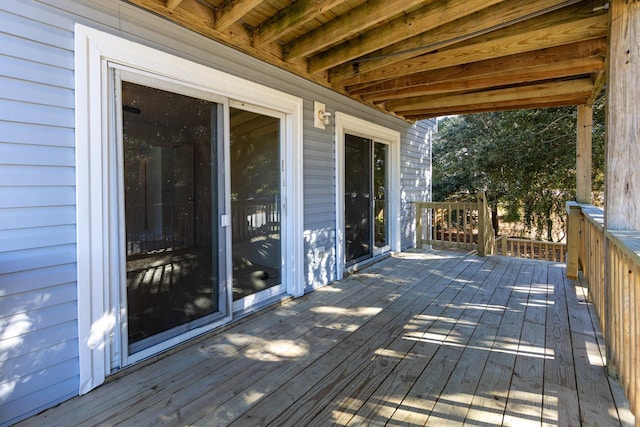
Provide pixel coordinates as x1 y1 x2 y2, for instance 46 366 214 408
310 306 383 316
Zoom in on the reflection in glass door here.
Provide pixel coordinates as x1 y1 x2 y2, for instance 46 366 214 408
344 134 388 264
230 107 282 302
121 80 221 355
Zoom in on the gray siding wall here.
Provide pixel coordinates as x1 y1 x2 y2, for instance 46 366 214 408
400 120 435 250
0 1 79 425
0 0 433 424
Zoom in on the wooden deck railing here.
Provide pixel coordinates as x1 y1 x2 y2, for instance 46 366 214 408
414 191 494 255
414 191 566 262
496 235 566 262
570 203 640 418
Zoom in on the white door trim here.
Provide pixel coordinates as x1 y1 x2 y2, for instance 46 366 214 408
75 24 304 394
334 112 401 280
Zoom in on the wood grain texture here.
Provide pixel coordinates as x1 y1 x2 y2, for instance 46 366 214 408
605 0 640 230
16 250 633 426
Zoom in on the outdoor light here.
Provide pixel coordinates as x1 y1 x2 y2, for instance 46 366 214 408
313 101 331 129
318 109 332 126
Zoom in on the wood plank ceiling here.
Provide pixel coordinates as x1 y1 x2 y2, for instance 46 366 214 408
124 0 609 120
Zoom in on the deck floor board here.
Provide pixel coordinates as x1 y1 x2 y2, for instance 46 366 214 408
16 250 634 426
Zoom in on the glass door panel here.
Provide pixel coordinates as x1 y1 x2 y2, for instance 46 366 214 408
230 107 282 301
345 134 372 263
374 142 388 248
122 81 220 354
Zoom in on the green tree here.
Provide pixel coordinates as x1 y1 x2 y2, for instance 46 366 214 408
433 94 605 241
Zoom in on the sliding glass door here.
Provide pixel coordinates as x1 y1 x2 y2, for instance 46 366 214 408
344 134 389 264
118 74 226 358
230 106 283 304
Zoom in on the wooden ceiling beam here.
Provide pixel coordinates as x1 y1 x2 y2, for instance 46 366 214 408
365 57 603 103
386 78 594 112
328 0 588 83
165 0 184 10
334 13 608 87
346 38 607 96
215 0 263 31
402 96 590 120
124 0 316 84
253 0 347 46
306 0 506 74
283 0 427 61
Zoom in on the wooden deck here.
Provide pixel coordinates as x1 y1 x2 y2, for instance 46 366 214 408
19 250 635 426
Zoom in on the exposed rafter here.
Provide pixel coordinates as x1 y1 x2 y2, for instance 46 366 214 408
123 0 612 121
253 0 347 46
283 0 427 61
385 78 594 112
328 0 587 84
215 0 263 31
307 0 506 74
165 0 183 10
347 38 607 95
334 14 607 87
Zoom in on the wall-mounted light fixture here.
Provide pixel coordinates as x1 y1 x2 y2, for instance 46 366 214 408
314 101 331 129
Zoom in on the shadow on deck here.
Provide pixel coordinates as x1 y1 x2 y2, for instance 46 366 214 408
18 249 635 426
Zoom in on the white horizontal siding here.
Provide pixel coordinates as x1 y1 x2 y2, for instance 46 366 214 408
399 120 434 250
0 32 73 70
0 244 76 275
0 187 75 209
2 55 73 89
1 301 77 342
0 7 74 50
0 165 75 186
0 206 75 230
0 282 76 318
0 122 75 147
0 379 78 427
1 76 74 108
0 320 78 364
0 143 74 167
0 2 78 424
0 100 74 128
0 225 76 252
1 264 77 296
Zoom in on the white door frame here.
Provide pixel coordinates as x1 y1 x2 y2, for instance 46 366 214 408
335 112 401 280
75 24 304 394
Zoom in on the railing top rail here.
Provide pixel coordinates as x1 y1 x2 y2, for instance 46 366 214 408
572 203 604 231
414 201 478 209
502 237 565 245
607 230 640 266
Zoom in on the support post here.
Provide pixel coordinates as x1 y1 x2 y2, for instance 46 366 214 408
576 104 593 204
477 191 494 256
566 202 580 279
605 1 640 409
605 0 640 231
415 202 423 248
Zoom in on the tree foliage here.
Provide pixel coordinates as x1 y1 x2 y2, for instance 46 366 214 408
433 94 605 241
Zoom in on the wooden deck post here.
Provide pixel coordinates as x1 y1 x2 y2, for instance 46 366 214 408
566 202 580 279
605 0 640 411
477 191 494 256
605 0 640 231
576 104 593 204
415 202 423 248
